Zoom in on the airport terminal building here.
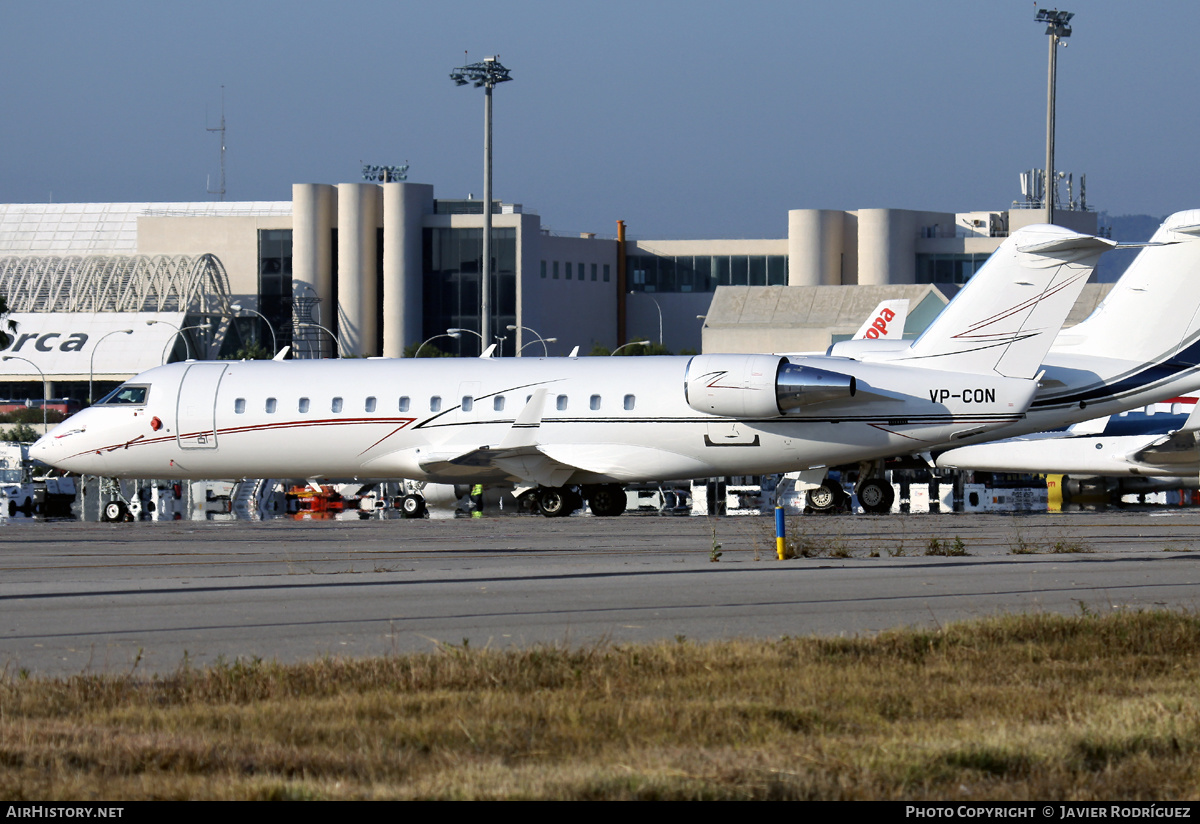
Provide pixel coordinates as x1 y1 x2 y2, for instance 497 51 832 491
0 181 1103 406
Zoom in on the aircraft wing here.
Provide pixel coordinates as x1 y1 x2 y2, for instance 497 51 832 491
400 439 713 486
1125 403 1200 468
365 388 711 486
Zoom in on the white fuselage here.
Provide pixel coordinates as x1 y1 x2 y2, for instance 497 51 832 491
938 433 1198 478
33 355 1034 484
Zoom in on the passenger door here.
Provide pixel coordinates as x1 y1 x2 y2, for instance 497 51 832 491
175 363 228 449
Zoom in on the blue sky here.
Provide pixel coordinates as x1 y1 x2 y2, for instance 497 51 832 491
1 1 1195 238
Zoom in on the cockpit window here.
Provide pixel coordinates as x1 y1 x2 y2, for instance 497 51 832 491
96 384 149 406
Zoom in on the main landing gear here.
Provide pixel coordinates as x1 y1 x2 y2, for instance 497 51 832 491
805 479 851 513
517 484 627 517
804 462 896 515
102 500 133 522
397 494 427 518
856 478 896 514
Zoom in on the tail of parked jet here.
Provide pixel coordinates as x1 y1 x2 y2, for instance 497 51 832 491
852 299 908 340
1051 211 1200 367
874 224 1113 379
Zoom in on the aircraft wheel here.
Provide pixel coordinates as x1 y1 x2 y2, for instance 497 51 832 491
806 481 840 512
538 487 572 518
102 501 128 523
858 479 895 514
588 484 627 517
7 500 15 518
400 494 426 519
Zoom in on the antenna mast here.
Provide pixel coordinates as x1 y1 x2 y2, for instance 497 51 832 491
207 86 226 201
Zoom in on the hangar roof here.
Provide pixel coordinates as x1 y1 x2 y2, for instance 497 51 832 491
0 202 290 255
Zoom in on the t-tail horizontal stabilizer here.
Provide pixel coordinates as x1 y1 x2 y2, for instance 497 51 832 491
889 225 1113 379
1049 210 1200 370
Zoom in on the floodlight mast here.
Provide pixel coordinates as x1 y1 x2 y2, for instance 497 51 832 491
450 56 512 352
1036 8 1073 225
361 163 409 183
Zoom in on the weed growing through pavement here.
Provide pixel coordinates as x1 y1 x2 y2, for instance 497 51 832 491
709 521 723 563
925 536 969 556
1009 531 1092 555
1049 536 1093 554
1009 529 1039 554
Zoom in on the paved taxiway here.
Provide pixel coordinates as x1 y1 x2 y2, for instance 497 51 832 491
2 511 1200 676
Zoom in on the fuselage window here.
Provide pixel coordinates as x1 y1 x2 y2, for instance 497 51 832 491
299 397 310 413
365 396 377 413
556 395 568 411
494 396 505 412
332 397 343 413
399 396 410 413
265 398 277 414
624 394 636 411
430 396 442 412
234 398 246 414
590 394 601 411
462 396 474 412
96 384 149 406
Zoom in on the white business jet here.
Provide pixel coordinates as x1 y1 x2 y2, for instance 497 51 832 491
32 224 1108 517
936 402 1200 481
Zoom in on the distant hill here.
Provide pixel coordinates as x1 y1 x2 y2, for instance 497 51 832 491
1094 213 1167 283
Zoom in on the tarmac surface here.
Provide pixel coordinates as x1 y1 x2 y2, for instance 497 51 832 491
2 509 1200 676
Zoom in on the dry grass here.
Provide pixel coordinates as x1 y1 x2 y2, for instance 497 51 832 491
3 611 1200 799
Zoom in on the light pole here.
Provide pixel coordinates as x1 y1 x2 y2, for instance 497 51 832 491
518 337 557 356
89 329 133 405
446 326 485 356
1036 8 1073 225
629 291 663 346
451 56 512 354
230 302 278 357
413 331 461 358
506 324 553 357
611 340 651 356
145 320 193 363
299 322 341 358
3 356 46 430
164 324 212 365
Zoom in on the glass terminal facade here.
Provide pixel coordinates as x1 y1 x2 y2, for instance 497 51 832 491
257 229 294 351
915 252 991 285
626 254 787 292
422 227 517 356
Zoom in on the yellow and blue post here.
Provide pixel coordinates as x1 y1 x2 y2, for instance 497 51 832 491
775 505 786 560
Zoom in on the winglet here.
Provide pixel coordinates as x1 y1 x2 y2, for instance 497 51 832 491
479 344 497 359
499 388 547 449
1173 402 1200 435
272 345 291 362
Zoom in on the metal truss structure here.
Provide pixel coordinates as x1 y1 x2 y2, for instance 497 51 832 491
0 254 231 314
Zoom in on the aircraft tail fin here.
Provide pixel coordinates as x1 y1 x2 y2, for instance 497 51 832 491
895 225 1113 379
1050 210 1200 367
852 299 909 340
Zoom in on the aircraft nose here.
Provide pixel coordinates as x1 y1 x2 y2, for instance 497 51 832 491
28 433 52 463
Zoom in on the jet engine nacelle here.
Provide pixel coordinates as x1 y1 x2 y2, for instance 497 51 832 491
684 354 856 417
